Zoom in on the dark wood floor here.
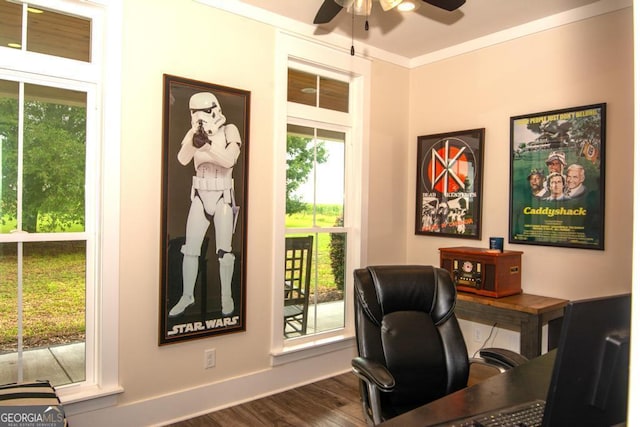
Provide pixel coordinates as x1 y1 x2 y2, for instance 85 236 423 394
166 373 366 427
166 365 499 426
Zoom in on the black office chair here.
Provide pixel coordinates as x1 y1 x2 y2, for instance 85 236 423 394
352 265 528 425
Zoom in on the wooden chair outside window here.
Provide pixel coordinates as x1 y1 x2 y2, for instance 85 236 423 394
284 235 313 337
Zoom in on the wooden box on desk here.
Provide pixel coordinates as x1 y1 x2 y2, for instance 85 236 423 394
439 246 523 298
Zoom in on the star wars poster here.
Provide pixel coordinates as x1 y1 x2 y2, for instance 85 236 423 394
159 75 249 344
415 129 484 239
509 103 605 250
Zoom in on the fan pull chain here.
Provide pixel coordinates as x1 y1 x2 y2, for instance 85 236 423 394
365 3 370 31
351 9 355 56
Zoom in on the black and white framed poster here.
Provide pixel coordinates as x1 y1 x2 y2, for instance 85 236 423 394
415 128 484 239
159 74 249 344
509 103 605 250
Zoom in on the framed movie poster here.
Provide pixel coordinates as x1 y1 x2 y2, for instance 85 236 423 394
159 74 250 344
415 128 484 239
509 103 605 250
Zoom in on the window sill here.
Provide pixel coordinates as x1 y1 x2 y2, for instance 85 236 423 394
57 384 124 416
271 333 356 366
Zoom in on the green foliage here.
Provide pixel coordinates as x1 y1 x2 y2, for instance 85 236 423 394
0 97 86 232
315 204 342 216
286 134 328 215
329 216 345 291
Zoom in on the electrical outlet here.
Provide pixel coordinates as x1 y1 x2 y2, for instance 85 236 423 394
204 348 216 369
473 327 482 343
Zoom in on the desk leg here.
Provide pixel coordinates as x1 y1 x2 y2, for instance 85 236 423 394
520 316 542 359
547 316 563 351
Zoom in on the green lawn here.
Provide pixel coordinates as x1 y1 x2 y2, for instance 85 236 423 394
0 242 86 352
0 217 85 234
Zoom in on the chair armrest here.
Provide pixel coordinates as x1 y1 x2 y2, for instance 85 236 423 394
351 356 395 391
472 347 529 372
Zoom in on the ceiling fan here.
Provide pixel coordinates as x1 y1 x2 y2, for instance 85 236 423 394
314 0 466 24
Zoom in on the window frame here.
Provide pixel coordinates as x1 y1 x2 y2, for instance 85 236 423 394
283 119 348 338
0 0 122 409
271 32 370 363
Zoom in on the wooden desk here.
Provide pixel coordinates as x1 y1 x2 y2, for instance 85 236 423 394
455 292 568 359
380 351 557 426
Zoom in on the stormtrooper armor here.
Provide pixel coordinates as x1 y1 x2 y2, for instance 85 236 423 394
169 92 241 317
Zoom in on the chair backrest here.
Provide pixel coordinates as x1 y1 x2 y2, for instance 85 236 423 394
354 265 469 418
284 236 313 310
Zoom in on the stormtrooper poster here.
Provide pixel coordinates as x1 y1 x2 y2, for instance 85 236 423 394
509 104 605 250
159 75 249 344
415 129 484 239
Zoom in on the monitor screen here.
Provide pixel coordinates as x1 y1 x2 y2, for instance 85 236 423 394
543 293 631 426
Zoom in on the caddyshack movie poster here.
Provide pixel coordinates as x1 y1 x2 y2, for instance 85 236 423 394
509 103 605 250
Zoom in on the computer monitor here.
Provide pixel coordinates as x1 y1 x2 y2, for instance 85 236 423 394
543 293 631 426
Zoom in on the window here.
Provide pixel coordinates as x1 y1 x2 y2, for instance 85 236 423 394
285 123 347 337
273 33 370 359
0 0 121 405
287 68 349 112
0 1 91 62
0 80 90 386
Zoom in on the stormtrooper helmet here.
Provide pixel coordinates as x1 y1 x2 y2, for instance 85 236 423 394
189 92 226 135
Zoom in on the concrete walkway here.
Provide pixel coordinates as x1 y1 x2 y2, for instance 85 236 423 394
286 300 345 337
0 342 85 387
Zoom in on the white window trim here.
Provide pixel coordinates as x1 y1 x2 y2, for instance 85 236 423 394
271 31 370 364
0 0 123 412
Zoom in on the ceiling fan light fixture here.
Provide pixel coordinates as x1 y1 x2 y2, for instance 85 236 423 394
335 0 372 16
379 0 403 11
397 0 420 12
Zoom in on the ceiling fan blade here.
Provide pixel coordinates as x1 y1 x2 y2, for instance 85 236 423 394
314 0 344 24
422 0 466 12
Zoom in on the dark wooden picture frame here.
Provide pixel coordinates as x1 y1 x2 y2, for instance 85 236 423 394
415 128 484 239
509 103 605 250
159 75 250 344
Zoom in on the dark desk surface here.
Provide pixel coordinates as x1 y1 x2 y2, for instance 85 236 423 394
380 350 557 427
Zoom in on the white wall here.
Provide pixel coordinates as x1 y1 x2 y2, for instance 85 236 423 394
406 8 633 355
406 9 633 301
629 3 640 423
116 0 278 401
72 1 377 425
366 60 410 264
68 2 633 425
